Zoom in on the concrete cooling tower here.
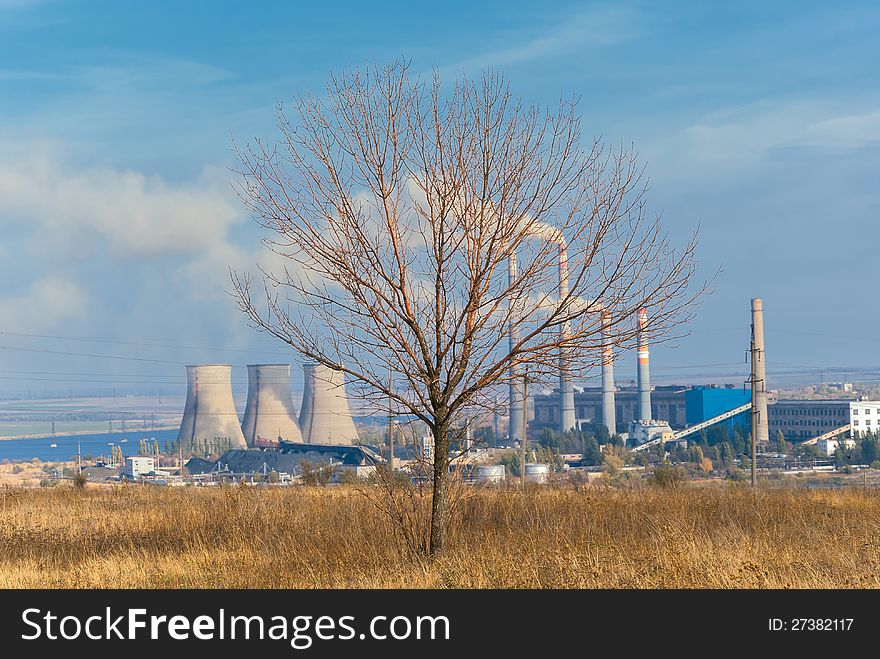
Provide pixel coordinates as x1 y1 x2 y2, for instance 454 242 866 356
241 364 304 446
298 363 359 445
177 364 247 451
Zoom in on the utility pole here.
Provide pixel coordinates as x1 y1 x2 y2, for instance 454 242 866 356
520 372 528 491
493 396 500 449
749 326 758 488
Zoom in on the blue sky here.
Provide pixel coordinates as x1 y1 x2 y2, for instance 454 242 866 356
0 0 878 398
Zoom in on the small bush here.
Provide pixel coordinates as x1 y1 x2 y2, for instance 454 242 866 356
72 473 87 489
336 469 361 485
651 464 686 488
299 460 335 486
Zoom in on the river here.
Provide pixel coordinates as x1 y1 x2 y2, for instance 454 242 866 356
0 429 180 463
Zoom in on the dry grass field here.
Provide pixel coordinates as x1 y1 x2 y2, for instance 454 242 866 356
1 483 879 588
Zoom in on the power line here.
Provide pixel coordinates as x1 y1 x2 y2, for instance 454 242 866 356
0 344 185 364
1 331 291 355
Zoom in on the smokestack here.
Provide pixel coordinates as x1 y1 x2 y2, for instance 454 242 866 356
177 364 247 452
601 311 617 435
298 363 359 445
241 364 303 447
751 298 769 445
558 243 575 433
508 253 525 445
636 309 651 422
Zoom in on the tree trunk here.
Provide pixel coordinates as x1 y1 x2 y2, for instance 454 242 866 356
429 418 450 556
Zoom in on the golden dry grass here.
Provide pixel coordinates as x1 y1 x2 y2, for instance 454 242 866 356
1 483 879 588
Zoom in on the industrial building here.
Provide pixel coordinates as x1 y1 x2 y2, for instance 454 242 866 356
185 441 382 479
685 386 751 432
535 389 877 445
817 437 856 457
766 399 880 441
767 400 851 441
532 300 774 448
533 385 691 433
124 456 155 479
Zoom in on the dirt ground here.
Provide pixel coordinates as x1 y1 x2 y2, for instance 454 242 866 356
0 460 71 488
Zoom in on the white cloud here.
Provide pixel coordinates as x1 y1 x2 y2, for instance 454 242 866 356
642 100 880 183
806 110 880 146
0 275 86 332
445 6 641 74
0 143 243 257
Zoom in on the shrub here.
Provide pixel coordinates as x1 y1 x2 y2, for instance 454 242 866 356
299 460 335 486
72 473 87 489
651 464 686 488
336 469 361 485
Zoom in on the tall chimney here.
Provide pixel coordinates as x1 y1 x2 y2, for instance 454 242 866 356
508 253 525 445
636 308 651 422
601 311 617 435
177 364 247 452
558 243 576 433
751 298 769 445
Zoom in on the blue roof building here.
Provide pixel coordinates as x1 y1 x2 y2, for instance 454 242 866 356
685 386 751 433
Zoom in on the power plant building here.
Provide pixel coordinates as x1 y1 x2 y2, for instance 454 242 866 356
768 399 880 441
686 386 751 432
533 385 689 434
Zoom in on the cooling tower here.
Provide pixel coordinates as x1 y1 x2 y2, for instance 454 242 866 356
298 363 359 445
177 364 247 452
601 312 617 435
636 309 651 422
240 364 304 446
751 298 770 445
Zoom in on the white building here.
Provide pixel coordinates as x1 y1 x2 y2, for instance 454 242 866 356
124 456 155 479
419 435 435 462
628 419 673 445
817 438 856 457
850 400 880 437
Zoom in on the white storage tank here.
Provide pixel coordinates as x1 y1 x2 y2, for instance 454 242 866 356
524 463 550 484
476 464 505 484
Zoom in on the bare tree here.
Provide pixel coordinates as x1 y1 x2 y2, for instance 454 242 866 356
232 61 704 556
